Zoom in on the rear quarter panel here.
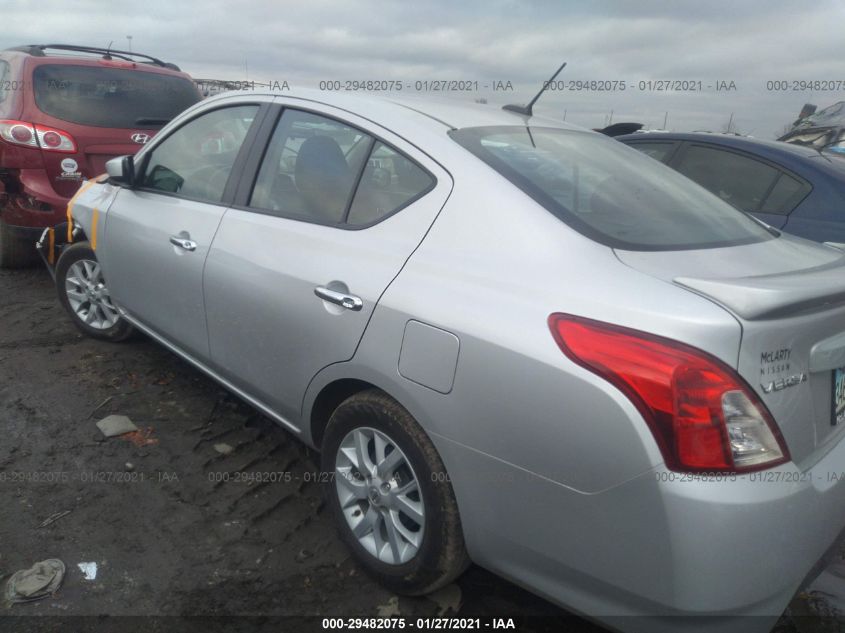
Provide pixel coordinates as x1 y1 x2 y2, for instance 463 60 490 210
307 157 744 493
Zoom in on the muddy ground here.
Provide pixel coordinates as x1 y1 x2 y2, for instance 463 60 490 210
0 266 841 633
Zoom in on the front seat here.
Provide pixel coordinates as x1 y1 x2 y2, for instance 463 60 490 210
295 136 352 223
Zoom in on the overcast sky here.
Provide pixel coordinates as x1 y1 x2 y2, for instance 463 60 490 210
2 0 843 138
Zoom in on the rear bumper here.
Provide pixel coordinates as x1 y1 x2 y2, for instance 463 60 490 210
4 223 45 242
0 169 73 228
434 431 845 632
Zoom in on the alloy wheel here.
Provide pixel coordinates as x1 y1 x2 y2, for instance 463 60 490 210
65 259 120 330
334 427 425 565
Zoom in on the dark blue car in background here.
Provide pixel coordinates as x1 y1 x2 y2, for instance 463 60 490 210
617 132 845 244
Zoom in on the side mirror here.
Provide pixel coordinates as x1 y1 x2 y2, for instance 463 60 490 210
105 155 136 187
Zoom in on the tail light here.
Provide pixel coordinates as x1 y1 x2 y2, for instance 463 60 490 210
0 120 76 153
0 120 37 147
548 314 789 473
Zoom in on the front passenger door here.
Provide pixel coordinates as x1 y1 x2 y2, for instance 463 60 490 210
102 104 262 358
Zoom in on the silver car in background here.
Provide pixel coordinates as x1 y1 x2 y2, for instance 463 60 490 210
48 89 845 633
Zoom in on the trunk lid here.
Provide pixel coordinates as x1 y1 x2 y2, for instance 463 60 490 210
616 234 845 467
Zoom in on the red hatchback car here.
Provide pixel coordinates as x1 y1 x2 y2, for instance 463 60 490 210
0 44 201 266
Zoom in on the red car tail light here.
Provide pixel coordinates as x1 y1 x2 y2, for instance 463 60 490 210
548 314 790 473
34 124 77 153
0 120 37 147
0 120 77 153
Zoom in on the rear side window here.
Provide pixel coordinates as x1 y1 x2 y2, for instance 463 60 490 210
450 126 773 251
674 145 780 212
139 105 258 204
760 173 809 214
347 142 434 226
250 110 372 223
32 64 200 128
250 109 434 226
625 141 676 163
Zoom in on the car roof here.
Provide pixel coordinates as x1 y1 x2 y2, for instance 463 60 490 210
204 87 587 135
1 45 189 77
615 130 845 180
616 131 824 160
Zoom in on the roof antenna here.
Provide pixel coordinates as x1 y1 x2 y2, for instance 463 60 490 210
503 61 567 117
103 41 113 60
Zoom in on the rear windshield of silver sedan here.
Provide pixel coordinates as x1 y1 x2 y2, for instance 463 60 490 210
450 126 775 251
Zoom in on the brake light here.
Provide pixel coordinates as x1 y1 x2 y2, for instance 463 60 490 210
34 124 76 153
0 120 37 147
98 59 136 69
0 120 76 153
548 314 789 473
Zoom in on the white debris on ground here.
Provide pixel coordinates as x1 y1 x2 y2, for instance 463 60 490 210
77 562 97 581
95 415 138 438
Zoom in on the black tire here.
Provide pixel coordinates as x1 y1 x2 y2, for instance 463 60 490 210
322 389 470 595
56 242 134 342
0 218 39 268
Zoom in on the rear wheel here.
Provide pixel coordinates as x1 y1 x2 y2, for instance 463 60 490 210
0 219 39 268
56 242 133 341
322 389 470 595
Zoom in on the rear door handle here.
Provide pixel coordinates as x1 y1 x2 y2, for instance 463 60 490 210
169 236 197 252
314 286 363 311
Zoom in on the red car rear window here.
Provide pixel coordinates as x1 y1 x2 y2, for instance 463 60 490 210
32 64 200 129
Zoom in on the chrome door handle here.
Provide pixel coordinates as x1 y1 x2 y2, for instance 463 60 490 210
314 286 363 311
169 236 197 251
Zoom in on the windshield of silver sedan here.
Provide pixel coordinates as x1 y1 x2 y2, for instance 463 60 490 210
450 125 775 251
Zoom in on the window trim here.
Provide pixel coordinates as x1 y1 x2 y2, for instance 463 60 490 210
132 102 270 208
232 104 438 231
669 142 813 215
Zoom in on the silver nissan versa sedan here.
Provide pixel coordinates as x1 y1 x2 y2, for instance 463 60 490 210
41 89 845 633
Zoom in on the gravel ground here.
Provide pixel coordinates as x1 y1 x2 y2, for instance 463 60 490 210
0 266 840 633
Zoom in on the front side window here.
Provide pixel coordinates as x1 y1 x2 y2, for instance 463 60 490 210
450 126 773 251
139 105 258 204
674 145 781 212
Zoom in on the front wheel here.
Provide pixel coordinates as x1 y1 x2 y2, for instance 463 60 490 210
322 389 470 595
56 242 134 341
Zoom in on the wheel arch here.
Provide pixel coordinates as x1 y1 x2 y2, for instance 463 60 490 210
304 366 436 452
308 377 383 450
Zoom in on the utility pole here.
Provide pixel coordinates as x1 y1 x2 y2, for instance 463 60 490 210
126 35 132 52
663 111 668 129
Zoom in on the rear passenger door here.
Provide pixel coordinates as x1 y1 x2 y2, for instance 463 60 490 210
203 104 452 425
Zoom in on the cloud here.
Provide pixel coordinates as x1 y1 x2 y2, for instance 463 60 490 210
1 0 843 136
